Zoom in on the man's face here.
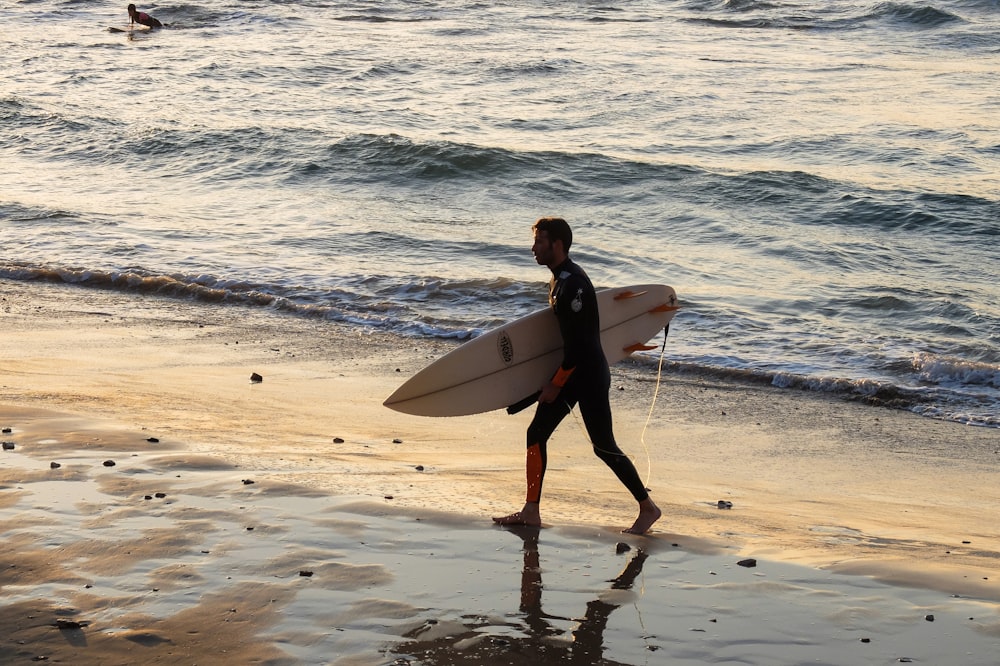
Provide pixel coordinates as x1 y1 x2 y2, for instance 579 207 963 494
532 229 555 266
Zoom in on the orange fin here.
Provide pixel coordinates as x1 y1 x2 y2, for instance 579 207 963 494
623 343 657 353
614 289 648 300
649 303 681 313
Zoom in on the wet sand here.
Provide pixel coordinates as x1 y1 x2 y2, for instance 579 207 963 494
2 280 998 664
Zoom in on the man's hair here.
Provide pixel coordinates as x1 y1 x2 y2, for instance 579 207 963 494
532 217 572 253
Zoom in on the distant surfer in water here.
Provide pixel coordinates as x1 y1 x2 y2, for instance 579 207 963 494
493 217 662 535
127 4 162 28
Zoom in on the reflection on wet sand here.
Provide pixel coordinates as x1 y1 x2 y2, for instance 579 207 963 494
391 526 649 665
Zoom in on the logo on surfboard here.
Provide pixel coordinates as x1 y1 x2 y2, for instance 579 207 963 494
497 330 514 365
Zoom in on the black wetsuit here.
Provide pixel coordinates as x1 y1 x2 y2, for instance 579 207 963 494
524 257 649 503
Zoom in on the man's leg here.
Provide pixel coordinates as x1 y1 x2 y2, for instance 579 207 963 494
493 398 571 526
579 390 661 534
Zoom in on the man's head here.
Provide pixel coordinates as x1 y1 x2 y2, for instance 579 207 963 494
532 217 572 252
531 217 572 269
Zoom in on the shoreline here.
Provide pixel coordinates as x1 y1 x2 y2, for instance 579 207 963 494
2 279 999 663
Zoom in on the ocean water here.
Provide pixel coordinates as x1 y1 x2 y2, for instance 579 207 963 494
2 0 998 427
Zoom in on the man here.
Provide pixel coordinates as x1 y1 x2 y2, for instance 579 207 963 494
127 4 163 28
493 217 661 534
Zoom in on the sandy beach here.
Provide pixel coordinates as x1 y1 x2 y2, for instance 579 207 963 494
2 280 998 665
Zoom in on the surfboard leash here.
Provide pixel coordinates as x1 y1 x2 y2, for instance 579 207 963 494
638 324 670 488
567 323 670 489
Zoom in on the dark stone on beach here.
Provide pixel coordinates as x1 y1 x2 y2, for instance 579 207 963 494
393 438 403 444
616 542 631 554
250 372 263 383
103 460 116 467
717 500 733 509
299 570 313 577
2 427 11 433
962 540 971 544
925 614 935 622
155 492 166 498
2 441 14 450
50 462 61 469
144 495 153 500
415 465 424 471
52 619 88 630
333 437 345 443
898 659 913 663
385 495 394 500
146 437 159 443
246 526 254 531
860 637 871 643
242 479 255 485
737 558 757 568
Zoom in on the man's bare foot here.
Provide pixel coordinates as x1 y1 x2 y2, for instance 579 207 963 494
492 502 541 527
622 498 661 535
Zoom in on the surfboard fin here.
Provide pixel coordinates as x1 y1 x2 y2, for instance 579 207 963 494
623 343 658 353
614 290 648 300
648 303 680 313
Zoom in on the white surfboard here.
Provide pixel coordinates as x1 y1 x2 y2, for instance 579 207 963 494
384 284 679 417
108 25 152 33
